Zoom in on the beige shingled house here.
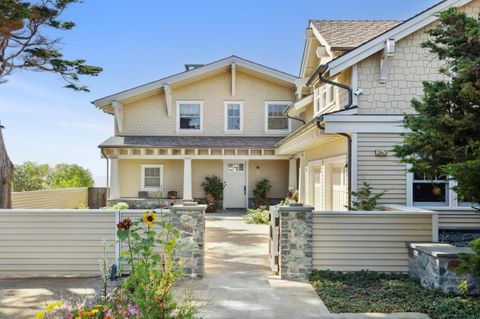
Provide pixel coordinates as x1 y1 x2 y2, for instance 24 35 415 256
94 0 478 211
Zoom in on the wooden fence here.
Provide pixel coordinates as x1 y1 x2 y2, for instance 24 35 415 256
11 187 108 209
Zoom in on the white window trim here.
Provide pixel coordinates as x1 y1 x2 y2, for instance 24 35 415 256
176 101 203 133
140 164 164 191
264 101 292 134
224 101 243 133
407 170 462 208
314 84 336 116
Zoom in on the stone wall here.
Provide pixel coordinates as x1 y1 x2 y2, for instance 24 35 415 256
170 205 206 278
108 198 184 209
408 243 479 295
278 205 313 281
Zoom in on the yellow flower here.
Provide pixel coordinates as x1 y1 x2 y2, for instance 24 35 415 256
143 211 157 227
36 311 45 319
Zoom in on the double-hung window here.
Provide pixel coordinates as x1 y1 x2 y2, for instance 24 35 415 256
265 102 291 133
224 101 243 132
177 101 203 132
314 84 335 114
141 165 163 191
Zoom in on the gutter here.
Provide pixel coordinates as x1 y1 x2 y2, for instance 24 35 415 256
314 64 356 210
283 103 305 125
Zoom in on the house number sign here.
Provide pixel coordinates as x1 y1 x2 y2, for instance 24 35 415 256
375 149 388 157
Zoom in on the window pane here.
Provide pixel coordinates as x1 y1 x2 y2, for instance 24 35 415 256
179 104 201 130
180 116 200 129
180 104 200 116
413 182 447 202
227 117 240 130
268 117 288 130
145 177 161 187
227 104 240 116
145 167 160 177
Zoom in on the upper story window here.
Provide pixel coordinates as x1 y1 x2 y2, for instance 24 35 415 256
176 101 203 132
265 101 291 134
224 101 243 132
314 84 335 114
141 165 163 191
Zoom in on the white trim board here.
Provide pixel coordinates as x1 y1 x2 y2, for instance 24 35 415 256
224 101 244 133
327 0 472 76
323 115 406 133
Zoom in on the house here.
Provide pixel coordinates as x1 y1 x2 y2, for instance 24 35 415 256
93 56 301 208
280 0 479 212
94 0 479 211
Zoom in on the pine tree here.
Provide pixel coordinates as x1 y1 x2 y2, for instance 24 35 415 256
394 8 480 204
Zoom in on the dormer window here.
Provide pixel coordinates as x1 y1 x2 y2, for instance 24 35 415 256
314 84 335 114
176 101 203 132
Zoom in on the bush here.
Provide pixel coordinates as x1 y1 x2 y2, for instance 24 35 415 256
253 179 271 208
310 270 480 319
242 208 269 224
201 175 225 201
457 238 480 277
351 182 385 210
108 202 129 210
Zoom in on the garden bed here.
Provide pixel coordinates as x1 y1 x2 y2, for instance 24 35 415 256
310 270 480 319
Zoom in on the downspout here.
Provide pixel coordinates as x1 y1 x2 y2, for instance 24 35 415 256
100 148 110 197
283 103 305 125
314 65 355 210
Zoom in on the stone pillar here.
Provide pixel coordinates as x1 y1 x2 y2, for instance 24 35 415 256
109 158 120 199
171 204 206 278
288 158 298 189
278 205 313 281
183 158 192 200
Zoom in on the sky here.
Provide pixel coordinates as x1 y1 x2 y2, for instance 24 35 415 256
0 0 439 186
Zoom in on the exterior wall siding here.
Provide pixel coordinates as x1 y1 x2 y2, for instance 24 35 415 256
121 69 297 136
357 133 407 205
192 160 223 199
312 212 434 272
12 188 88 209
248 160 289 199
118 159 184 198
438 211 480 230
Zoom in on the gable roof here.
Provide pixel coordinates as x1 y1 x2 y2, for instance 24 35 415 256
92 55 298 112
310 20 402 50
324 0 472 77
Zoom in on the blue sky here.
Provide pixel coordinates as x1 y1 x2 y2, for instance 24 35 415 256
0 0 439 186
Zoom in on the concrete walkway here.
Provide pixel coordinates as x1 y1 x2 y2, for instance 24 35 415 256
193 212 331 319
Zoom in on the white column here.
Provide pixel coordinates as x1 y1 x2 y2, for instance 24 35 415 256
183 158 193 200
298 155 306 203
110 158 120 199
288 158 298 189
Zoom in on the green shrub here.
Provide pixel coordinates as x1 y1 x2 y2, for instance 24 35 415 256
201 175 225 201
108 202 129 210
351 182 385 210
242 208 269 224
310 270 480 319
253 179 271 208
457 238 480 276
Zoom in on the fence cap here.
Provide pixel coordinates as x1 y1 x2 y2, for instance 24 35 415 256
278 205 313 211
408 242 472 258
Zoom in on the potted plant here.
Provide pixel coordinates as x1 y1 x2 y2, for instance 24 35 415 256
201 175 225 212
167 191 178 199
253 178 271 208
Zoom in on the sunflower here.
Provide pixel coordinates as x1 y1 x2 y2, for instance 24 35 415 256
117 217 133 230
143 211 157 227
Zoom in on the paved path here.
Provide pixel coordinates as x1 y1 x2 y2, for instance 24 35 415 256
192 212 331 319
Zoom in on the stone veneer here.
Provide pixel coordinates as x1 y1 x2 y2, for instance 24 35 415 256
170 204 206 278
278 205 313 281
408 243 479 295
108 198 184 209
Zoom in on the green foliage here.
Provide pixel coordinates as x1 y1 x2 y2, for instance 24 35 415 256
50 163 94 188
456 238 480 277
310 270 480 319
351 182 385 211
108 202 129 210
12 161 50 191
253 178 271 207
201 175 225 201
116 211 199 318
242 208 269 224
394 8 480 204
12 161 94 191
0 0 102 91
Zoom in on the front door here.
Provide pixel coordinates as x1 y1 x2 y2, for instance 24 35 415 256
223 161 246 208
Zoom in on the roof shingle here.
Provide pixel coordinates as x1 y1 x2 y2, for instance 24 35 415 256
310 20 402 50
99 136 285 149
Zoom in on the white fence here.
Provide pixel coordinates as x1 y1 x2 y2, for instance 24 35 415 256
0 209 165 277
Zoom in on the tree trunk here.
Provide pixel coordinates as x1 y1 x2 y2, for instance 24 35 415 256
0 126 13 208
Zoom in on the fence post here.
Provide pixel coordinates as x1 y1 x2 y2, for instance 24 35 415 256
114 210 121 267
432 212 439 242
278 205 313 281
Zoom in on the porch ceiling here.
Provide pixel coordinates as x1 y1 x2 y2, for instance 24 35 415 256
275 121 341 155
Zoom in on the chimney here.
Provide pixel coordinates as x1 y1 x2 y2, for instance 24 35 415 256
184 64 204 71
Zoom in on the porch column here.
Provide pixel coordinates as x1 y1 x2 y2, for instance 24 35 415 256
288 158 298 189
183 158 193 200
298 155 306 202
110 158 120 199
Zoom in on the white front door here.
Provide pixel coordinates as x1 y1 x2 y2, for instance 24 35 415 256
223 161 246 208
331 164 347 211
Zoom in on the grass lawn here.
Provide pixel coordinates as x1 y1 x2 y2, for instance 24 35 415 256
310 270 480 319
